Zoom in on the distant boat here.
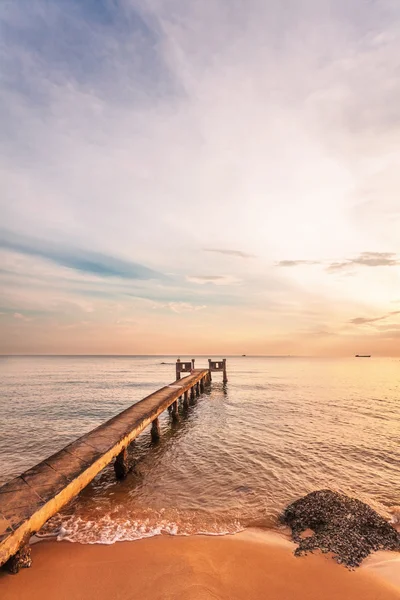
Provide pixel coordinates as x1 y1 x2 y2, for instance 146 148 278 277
242 354 246 357
355 355 371 358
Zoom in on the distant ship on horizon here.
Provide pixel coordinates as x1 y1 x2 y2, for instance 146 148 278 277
355 354 371 358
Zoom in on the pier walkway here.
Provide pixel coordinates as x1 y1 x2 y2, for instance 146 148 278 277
0 361 226 572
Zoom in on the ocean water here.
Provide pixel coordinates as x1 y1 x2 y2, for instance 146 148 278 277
0 356 399 543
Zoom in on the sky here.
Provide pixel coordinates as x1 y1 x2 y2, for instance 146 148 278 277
1 0 400 356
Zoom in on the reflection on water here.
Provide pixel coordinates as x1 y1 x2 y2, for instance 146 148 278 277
0 356 399 542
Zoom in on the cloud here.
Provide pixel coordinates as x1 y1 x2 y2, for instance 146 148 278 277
204 248 255 259
276 253 400 272
0 229 161 281
186 275 241 286
328 252 399 272
276 260 320 267
0 1 176 108
298 326 337 337
166 302 206 313
349 310 400 325
350 316 385 325
376 329 400 340
13 312 30 321
375 324 400 331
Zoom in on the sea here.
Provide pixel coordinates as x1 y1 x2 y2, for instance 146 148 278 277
0 356 399 544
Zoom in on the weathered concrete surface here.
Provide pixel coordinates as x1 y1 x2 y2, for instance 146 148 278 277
208 359 228 383
0 369 209 568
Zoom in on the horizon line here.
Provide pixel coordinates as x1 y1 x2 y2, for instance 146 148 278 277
0 354 388 358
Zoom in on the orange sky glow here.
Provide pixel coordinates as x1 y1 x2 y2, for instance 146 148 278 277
1 1 399 356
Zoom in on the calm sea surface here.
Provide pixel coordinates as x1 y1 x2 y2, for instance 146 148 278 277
0 356 399 543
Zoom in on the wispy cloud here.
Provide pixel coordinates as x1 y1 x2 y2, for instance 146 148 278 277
349 310 400 325
186 275 241 286
0 229 161 281
13 312 31 321
276 252 400 273
162 302 206 313
375 324 400 331
350 316 386 325
276 260 320 267
328 252 399 272
204 248 255 259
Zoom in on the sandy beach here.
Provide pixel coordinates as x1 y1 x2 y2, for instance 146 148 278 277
1 530 399 600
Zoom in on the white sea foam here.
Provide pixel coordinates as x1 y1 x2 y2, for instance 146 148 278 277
53 515 243 544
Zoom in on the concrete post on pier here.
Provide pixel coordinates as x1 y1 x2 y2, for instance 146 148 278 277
151 418 161 442
208 359 212 381
176 358 181 380
223 358 228 383
191 358 195 371
114 448 129 479
171 400 179 421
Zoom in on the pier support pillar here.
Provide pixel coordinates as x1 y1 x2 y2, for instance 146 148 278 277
114 448 129 480
6 544 32 574
183 390 189 409
200 378 204 393
190 386 195 403
171 400 179 421
196 382 200 397
223 359 228 383
151 418 161 443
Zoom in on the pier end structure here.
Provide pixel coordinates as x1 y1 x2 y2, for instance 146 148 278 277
208 358 228 383
175 358 194 380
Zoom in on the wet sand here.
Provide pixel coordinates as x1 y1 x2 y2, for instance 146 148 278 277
1 530 399 600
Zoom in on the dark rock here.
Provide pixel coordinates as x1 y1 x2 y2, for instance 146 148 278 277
280 489 400 568
5 545 32 574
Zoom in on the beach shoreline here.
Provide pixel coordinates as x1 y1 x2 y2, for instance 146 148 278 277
1 529 399 600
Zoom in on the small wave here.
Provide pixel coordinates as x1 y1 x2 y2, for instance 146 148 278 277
56 516 178 544
48 515 243 545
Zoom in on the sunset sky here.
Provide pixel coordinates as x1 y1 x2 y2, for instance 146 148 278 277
1 0 399 355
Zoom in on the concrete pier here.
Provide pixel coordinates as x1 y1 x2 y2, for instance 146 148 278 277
0 369 210 571
0 359 228 572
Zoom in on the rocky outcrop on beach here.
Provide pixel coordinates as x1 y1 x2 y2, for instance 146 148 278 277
281 489 400 568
